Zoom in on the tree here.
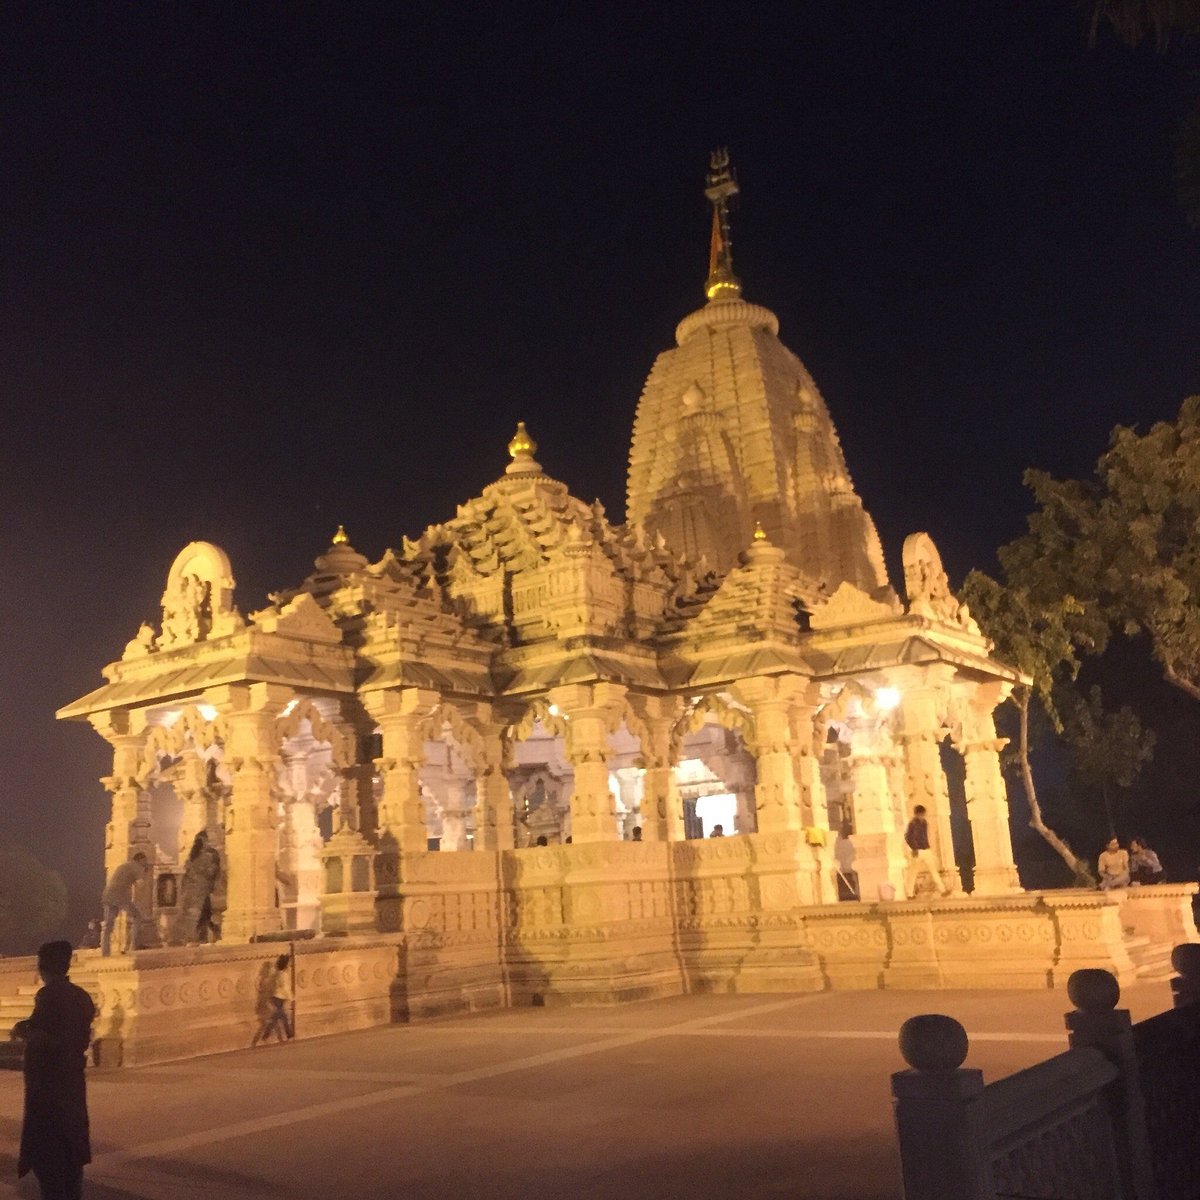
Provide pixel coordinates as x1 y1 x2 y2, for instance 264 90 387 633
1060 685 1156 834
1004 396 1200 703
0 848 67 956
960 571 1097 885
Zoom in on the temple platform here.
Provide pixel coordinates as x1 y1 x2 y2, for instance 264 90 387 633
2 881 1193 1068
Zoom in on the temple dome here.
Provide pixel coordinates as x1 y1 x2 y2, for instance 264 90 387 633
627 294 888 594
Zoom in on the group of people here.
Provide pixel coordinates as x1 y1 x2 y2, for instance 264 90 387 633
1097 835 1164 890
96 831 223 957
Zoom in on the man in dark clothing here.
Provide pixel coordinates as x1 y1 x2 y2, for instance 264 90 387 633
903 804 950 897
13 941 95 1200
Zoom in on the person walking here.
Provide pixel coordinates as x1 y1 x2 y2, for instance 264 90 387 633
13 941 95 1200
903 805 950 897
1097 837 1130 889
256 954 295 1044
100 852 149 957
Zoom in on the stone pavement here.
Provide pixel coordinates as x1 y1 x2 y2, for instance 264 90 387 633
0 981 1176 1200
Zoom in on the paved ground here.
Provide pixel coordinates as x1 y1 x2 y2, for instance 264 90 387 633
0 980 1176 1200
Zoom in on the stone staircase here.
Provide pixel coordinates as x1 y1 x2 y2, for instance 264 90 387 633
1123 927 1177 982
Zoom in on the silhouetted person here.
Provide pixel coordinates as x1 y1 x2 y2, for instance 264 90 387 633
535 835 548 847
710 824 724 837
100 851 149 956
257 955 294 1044
175 833 222 944
631 826 643 842
13 941 94 1200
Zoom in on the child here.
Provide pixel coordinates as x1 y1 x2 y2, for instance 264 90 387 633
259 954 294 1043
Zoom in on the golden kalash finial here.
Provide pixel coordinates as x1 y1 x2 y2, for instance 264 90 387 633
704 148 742 301
508 421 537 460
753 520 767 541
332 524 349 545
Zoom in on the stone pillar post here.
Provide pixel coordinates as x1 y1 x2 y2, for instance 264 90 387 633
213 683 290 942
278 781 322 932
365 688 440 853
629 695 684 842
338 762 374 836
475 716 515 851
846 715 907 901
363 688 439 931
91 713 157 949
956 691 1020 896
790 697 834 904
551 682 625 844
439 774 472 851
175 745 211 862
733 677 804 835
898 675 961 894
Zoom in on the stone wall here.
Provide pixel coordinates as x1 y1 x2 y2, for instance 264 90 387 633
32 857 1196 1068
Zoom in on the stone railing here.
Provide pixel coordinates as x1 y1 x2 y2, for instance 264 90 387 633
892 946 1200 1200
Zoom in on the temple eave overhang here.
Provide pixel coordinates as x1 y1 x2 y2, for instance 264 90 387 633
57 651 357 721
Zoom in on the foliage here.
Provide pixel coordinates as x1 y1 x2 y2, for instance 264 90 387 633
961 571 1097 885
1088 0 1200 49
1062 684 1156 793
1004 396 1200 703
0 848 67 955
1086 2 1200 227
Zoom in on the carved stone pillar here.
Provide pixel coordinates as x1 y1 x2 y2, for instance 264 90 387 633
846 716 907 901
91 714 156 949
174 745 211 862
365 688 439 853
475 718 515 851
551 682 625 843
897 678 961 894
956 697 1021 896
733 676 804 835
790 699 835 903
339 762 375 836
629 695 684 842
439 773 472 851
214 683 290 942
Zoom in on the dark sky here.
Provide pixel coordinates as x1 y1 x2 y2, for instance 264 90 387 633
2 2 1198 924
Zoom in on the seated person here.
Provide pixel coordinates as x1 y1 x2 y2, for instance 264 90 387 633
1128 837 1163 885
1097 837 1130 890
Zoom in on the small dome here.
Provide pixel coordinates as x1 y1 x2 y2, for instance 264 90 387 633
313 526 368 576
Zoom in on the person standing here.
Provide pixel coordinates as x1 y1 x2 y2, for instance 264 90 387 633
1098 837 1130 889
903 805 950 897
834 820 858 901
100 852 149 957
13 941 95 1200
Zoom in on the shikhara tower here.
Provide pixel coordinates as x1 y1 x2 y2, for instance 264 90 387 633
628 150 888 591
51 155 1175 1066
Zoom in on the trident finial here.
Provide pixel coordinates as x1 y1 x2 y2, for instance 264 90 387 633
704 149 742 301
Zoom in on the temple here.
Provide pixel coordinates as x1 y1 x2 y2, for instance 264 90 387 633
48 154 1197 1065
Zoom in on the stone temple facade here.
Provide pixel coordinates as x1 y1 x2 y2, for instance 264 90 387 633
51 157 1196 1064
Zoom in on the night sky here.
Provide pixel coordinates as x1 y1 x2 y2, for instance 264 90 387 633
3 3 1198 929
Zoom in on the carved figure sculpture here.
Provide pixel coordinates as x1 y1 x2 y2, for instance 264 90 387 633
901 533 978 632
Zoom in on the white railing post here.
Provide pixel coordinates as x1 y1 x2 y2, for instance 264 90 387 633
891 1014 995 1200
1064 968 1155 1200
